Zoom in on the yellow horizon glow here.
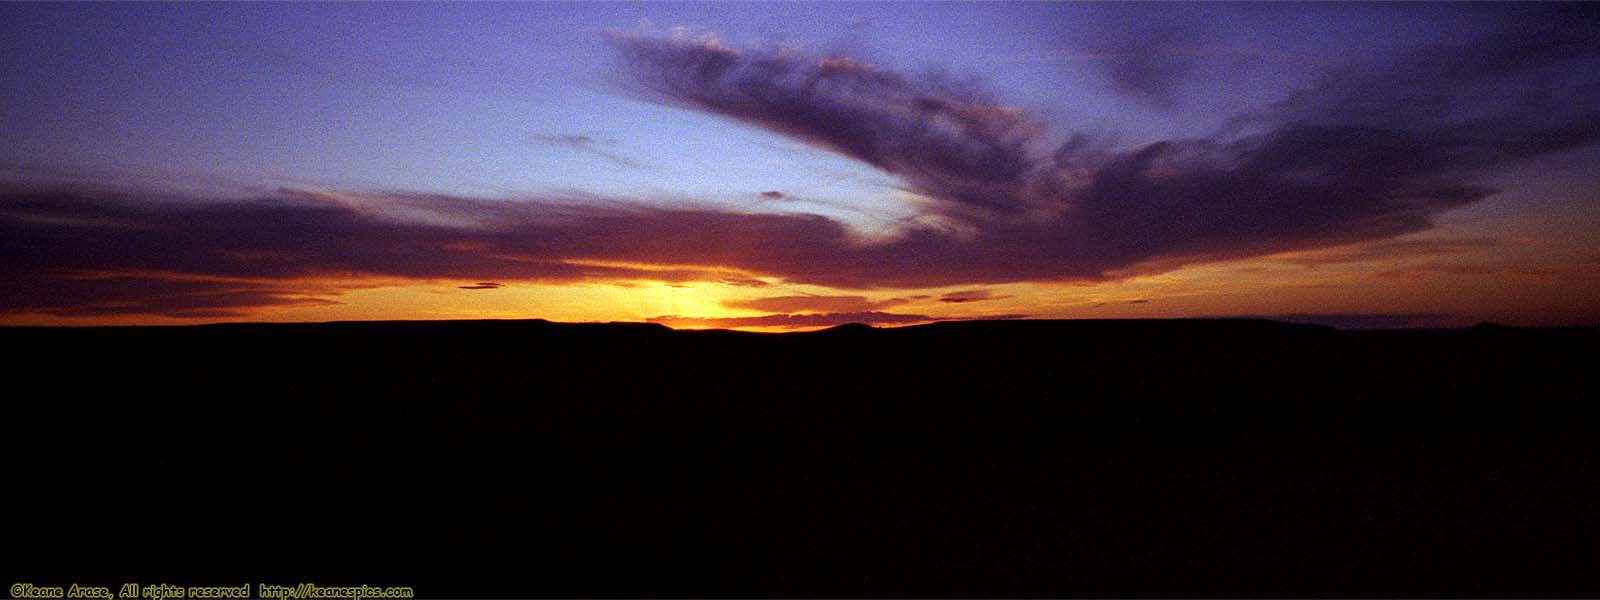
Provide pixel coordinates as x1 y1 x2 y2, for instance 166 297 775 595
3 225 1595 330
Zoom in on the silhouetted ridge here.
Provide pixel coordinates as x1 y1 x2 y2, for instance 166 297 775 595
1472 320 1510 332
811 322 876 335
2 318 1595 596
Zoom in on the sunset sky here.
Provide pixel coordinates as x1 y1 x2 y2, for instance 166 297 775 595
3 2 1597 330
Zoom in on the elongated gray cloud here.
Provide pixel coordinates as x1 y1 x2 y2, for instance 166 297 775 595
939 289 1006 304
533 134 642 168
721 295 907 314
610 30 1044 216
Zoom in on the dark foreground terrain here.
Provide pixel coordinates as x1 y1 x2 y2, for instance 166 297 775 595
4 318 1597 597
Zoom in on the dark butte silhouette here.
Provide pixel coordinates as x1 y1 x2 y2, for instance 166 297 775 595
4 319 1596 597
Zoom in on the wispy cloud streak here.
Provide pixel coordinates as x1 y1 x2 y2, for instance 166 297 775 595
606 17 1600 282
533 134 644 168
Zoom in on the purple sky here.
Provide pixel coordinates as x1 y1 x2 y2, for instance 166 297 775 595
2 2 1597 327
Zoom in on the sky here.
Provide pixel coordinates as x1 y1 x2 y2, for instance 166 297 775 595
2 1 1597 330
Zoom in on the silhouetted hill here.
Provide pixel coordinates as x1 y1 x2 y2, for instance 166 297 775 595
4 319 1596 597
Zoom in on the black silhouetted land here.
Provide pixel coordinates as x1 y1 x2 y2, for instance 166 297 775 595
4 319 1596 597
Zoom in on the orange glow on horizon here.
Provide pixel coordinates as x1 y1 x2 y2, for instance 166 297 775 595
3 223 1596 330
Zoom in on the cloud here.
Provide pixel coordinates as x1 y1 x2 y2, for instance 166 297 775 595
0 185 806 316
535 134 599 147
718 276 770 288
1273 237 1508 267
4 14 1598 318
533 133 643 168
938 289 1007 304
458 282 503 290
0 273 339 318
1067 3 1209 109
605 20 1600 285
1257 5 1600 133
1370 262 1565 283
608 28 1044 216
760 191 785 200
721 294 907 314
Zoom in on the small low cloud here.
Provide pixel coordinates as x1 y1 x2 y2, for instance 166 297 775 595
1276 237 1507 267
722 294 907 313
718 276 770 288
458 282 503 290
1371 262 1563 282
938 289 1009 303
760 191 786 200
532 133 642 168
534 134 600 147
